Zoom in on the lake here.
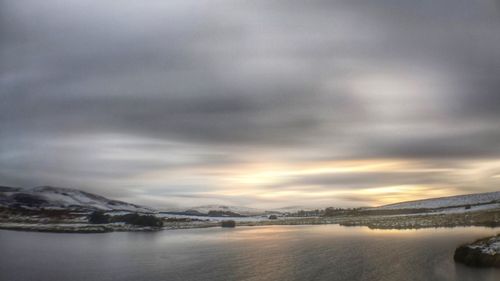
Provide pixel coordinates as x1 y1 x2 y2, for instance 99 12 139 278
1 225 499 281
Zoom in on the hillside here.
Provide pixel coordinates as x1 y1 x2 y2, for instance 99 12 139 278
376 191 500 210
0 186 155 213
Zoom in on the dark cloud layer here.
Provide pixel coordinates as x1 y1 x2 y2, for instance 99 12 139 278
1 0 500 208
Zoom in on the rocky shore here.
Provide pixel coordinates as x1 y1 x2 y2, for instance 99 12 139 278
337 209 500 229
0 222 163 233
454 234 500 268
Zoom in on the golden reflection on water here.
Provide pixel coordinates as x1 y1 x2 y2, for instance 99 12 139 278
215 224 500 281
225 224 500 241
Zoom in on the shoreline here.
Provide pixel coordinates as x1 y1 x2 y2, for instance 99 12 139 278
2 208 500 233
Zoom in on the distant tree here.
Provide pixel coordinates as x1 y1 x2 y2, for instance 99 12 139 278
324 207 338 216
324 207 353 217
88 211 110 224
268 215 278 220
112 213 163 227
221 220 236 227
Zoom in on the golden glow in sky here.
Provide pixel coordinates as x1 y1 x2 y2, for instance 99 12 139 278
131 156 499 208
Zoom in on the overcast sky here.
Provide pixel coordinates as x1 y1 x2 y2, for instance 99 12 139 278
1 0 500 209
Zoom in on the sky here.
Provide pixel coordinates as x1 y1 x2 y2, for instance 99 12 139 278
1 0 500 210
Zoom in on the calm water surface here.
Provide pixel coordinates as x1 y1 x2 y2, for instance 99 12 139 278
1 225 499 281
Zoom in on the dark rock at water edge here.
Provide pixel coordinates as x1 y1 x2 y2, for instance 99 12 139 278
221 220 236 227
454 236 500 268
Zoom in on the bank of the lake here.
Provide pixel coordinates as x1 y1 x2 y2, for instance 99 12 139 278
2 207 499 233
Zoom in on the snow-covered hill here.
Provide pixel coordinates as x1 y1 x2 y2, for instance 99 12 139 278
0 186 155 213
271 206 318 213
376 191 500 210
181 205 265 216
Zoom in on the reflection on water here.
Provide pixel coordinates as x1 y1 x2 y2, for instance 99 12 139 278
0 225 499 281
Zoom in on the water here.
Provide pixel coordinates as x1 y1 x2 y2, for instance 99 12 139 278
1 225 499 281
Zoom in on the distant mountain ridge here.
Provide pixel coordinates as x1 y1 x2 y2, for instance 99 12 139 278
2 185 499 215
375 191 500 210
0 186 155 213
175 205 265 216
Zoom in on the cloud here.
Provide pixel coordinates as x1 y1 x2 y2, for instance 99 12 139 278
270 171 450 190
1 0 500 208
